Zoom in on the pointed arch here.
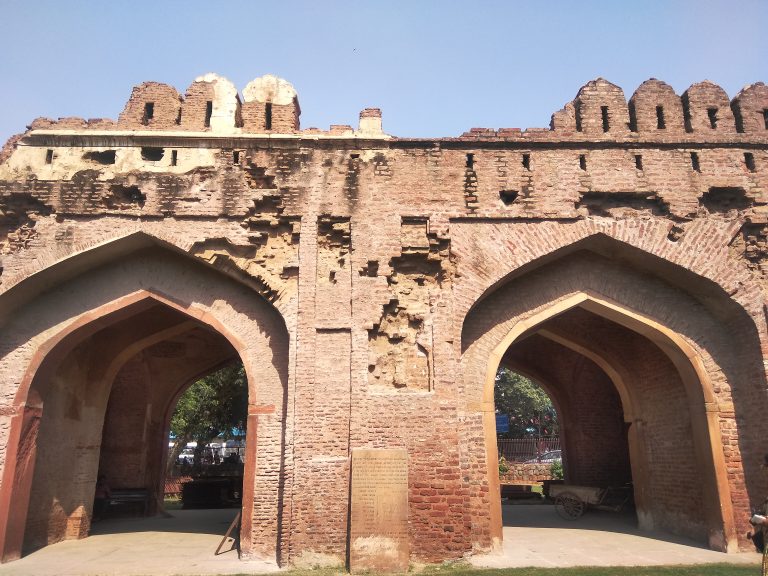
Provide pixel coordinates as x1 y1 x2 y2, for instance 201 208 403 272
478 291 734 551
456 231 763 553
0 238 292 563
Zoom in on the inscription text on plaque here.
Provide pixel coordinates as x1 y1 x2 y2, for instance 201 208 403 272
350 448 409 572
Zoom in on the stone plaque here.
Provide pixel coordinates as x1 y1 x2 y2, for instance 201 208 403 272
350 448 409 573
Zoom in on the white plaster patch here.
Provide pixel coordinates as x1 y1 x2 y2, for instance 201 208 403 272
193 73 241 134
351 535 400 560
243 75 297 105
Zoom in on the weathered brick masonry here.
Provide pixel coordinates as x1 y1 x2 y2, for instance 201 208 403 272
0 73 767 565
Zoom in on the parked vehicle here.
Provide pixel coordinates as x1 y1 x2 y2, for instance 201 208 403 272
177 448 195 465
525 450 561 463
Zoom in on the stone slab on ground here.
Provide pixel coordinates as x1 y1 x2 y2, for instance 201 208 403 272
0 510 280 576
470 504 762 569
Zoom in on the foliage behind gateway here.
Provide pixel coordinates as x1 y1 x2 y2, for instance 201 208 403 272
168 362 248 470
494 369 559 439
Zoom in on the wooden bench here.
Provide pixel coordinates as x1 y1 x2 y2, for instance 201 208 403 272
500 482 543 500
109 488 151 516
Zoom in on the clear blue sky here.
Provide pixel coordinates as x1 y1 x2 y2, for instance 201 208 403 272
1 0 766 144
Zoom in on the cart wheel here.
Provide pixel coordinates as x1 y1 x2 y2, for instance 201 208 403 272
554 491 585 520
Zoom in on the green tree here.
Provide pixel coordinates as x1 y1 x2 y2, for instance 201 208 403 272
494 368 558 438
167 362 248 472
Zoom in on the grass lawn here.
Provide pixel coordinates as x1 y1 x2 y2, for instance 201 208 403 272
163 496 183 510
212 563 760 576
419 565 759 576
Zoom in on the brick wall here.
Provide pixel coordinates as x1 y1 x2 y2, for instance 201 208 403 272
0 74 767 565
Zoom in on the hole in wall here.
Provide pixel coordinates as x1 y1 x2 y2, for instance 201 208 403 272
45 149 53 165
141 147 164 162
265 102 272 130
668 224 684 242
359 261 379 277
499 190 519 205
105 184 146 208
601 106 610 132
466 153 474 169
233 151 241 165
83 150 117 165
635 155 643 171
700 186 752 212
171 150 178 166
579 155 587 171
577 191 670 216
763 109 768 130
656 106 666 129
522 154 530 170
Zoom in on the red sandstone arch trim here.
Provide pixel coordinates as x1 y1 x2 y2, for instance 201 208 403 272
478 291 736 553
0 228 296 319
453 225 762 333
0 288 278 562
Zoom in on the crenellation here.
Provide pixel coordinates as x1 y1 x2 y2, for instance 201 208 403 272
731 82 768 134
682 80 737 134
573 78 631 137
117 82 183 130
628 78 685 134
242 75 300 133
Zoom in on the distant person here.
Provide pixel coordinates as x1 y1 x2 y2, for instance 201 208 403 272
93 474 111 522
762 454 768 576
750 454 768 576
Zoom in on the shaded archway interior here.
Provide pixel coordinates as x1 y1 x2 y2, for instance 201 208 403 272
460 243 768 552
500 306 708 542
21 299 239 554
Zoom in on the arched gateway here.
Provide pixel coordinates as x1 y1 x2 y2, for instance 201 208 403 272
0 74 766 566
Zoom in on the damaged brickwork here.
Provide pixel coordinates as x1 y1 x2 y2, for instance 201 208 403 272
0 74 767 568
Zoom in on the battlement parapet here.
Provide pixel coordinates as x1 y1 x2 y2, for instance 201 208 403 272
4 75 768 150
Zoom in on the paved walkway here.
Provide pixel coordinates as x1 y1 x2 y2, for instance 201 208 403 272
0 504 761 575
0 509 280 576
471 501 762 569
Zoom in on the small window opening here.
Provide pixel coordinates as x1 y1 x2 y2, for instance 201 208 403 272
744 152 756 172
763 109 768 130
691 152 701 172
233 150 240 164
350 153 360 159
575 105 583 132
45 149 53 164
204 101 213 128
176 108 182 125
579 154 587 171
635 155 643 170
142 102 154 126
601 106 610 132
522 153 531 170
141 147 164 162
265 102 273 130
656 106 666 129
499 190 519 205
466 153 475 169
707 108 718 129
171 150 178 166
